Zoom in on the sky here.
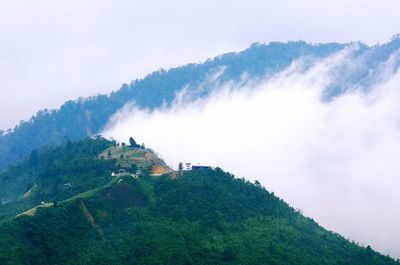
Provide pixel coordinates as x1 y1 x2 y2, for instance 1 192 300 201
1 0 400 130
102 49 400 258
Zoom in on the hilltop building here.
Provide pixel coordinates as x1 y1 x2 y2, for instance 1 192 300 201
183 163 214 171
192 165 212 170
184 163 192 170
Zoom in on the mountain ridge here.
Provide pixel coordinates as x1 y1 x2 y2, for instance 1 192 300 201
1 37 400 170
0 137 398 264
0 40 347 169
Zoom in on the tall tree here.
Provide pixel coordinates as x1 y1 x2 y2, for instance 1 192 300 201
129 137 137 148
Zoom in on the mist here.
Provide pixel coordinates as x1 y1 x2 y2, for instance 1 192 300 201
102 50 400 258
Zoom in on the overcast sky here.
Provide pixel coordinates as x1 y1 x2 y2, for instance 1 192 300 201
1 0 400 130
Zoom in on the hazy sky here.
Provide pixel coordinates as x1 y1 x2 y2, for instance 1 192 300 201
1 0 400 130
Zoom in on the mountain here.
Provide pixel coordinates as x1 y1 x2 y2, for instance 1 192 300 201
0 41 343 170
0 137 170 221
0 42 357 169
1 37 399 170
0 137 398 264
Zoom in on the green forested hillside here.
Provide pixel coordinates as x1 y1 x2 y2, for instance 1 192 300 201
0 138 397 265
0 137 117 220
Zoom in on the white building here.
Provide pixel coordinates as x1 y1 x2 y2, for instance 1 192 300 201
184 162 192 170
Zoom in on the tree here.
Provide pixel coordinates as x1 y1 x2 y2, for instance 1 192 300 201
131 164 138 173
178 162 183 171
129 137 137 148
29 150 39 167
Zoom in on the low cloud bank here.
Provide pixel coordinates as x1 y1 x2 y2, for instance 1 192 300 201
103 50 400 258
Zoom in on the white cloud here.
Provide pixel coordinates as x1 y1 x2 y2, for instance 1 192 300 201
102 50 400 258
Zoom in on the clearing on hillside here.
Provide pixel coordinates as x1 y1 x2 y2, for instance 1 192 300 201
98 146 172 176
16 202 54 217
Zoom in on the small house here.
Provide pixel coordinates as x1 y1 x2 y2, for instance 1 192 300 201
192 165 212 170
63 183 72 188
184 163 192 170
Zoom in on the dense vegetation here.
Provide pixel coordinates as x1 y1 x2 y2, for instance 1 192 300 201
0 137 116 220
0 138 398 264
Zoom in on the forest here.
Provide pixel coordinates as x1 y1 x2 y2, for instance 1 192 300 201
0 137 397 264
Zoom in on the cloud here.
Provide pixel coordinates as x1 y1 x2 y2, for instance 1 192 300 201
102 49 400 258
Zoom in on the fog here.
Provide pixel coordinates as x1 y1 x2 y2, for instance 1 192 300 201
102 49 400 258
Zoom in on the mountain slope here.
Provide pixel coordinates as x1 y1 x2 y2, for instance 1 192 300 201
0 137 168 221
0 41 347 169
2 38 400 170
0 138 398 264
0 137 116 221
